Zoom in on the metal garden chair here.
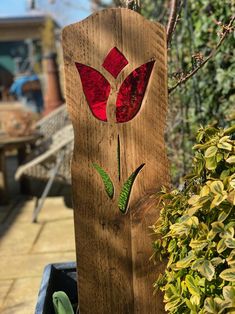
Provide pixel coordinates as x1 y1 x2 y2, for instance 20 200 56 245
15 105 74 222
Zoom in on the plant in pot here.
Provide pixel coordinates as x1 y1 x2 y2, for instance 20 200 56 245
152 125 235 313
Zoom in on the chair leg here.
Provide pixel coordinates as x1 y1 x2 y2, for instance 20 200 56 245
32 153 64 223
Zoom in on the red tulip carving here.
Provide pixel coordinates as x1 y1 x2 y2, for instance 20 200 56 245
75 48 154 213
75 47 155 123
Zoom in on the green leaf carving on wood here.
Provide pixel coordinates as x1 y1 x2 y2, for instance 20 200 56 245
118 163 145 214
93 163 114 199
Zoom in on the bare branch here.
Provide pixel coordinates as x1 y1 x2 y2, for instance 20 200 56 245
169 15 235 94
166 0 181 47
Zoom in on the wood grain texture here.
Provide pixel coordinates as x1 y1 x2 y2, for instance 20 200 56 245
62 8 169 313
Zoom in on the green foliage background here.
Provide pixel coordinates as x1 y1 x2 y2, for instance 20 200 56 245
165 1 235 185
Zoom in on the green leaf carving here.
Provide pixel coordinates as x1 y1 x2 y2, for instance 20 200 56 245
93 163 114 199
118 163 145 214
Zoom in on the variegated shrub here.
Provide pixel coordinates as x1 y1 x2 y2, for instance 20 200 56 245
153 125 235 313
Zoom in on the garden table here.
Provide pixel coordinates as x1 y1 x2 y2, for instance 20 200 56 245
0 133 41 204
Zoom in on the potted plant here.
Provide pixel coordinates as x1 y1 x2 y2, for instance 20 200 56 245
153 125 235 313
35 262 78 314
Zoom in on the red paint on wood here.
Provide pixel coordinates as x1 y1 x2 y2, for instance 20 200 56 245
102 47 128 78
116 61 155 123
75 63 110 121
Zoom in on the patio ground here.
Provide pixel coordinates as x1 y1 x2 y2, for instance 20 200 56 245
0 196 76 314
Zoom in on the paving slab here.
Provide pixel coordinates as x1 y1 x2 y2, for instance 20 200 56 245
32 218 75 253
11 197 73 224
0 280 13 308
0 252 76 280
0 221 42 256
0 277 41 314
0 196 76 312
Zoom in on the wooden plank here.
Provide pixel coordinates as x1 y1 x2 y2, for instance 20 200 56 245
62 8 169 313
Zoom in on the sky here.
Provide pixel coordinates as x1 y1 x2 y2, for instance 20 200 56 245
0 0 92 26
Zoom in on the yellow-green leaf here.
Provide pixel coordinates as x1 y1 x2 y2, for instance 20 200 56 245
217 239 227 253
226 250 235 267
190 239 208 251
210 181 224 194
205 146 218 158
210 193 227 209
176 251 195 268
223 286 235 306
211 221 224 233
217 141 232 151
228 191 235 205
185 275 201 295
198 260 215 281
219 268 235 281
188 195 200 205
218 206 232 222
226 156 235 164
206 156 217 170
200 185 210 197
216 153 224 163
225 238 235 249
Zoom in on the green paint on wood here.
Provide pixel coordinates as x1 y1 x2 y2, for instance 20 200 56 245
93 163 114 199
118 163 145 214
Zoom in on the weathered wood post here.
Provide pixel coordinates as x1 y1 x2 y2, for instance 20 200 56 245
62 8 169 313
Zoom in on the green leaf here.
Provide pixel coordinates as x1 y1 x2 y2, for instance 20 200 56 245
206 156 217 170
216 153 224 163
204 297 230 314
220 227 234 239
226 250 235 267
199 260 215 281
223 286 235 306
189 239 208 251
211 221 224 233
225 238 235 249
211 257 224 267
217 142 232 151
219 268 235 282
118 164 145 214
185 275 201 295
211 193 227 209
218 205 232 222
210 181 224 195
93 163 114 199
217 239 227 253
204 297 220 314
176 251 195 269
53 291 74 314
220 169 230 180
205 146 218 158
192 259 215 281
226 156 235 164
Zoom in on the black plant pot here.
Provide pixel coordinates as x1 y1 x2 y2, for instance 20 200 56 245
35 262 78 314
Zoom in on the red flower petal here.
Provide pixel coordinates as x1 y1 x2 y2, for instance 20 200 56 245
102 47 128 78
116 61 155 123
75 63 110 121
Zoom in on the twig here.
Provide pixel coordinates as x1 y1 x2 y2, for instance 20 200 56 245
166 0 181 47
169 15 235 94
